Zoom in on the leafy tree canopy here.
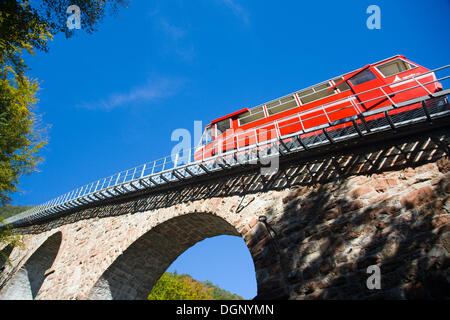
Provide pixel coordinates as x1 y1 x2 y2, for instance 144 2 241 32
0 0 128 78
0 216 24 279
0 68 44 206
0 0 128 206
148 272 244 300
0 204 32 220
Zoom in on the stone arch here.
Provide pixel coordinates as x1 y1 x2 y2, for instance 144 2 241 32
0 244 14 273
0 231 62 300
87 212 258 300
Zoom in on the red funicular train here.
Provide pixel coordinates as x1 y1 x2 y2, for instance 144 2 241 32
194 55 444 161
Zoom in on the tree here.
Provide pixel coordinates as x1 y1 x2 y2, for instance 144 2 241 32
0 0 129 77
37 0 129 37
0 0 52 79
0 217 24 282
0 3 52 205
0 0 128 206
148 272 244 300
0 204 32 220
148 272 212 300
0 68 44 206
0 0 129 281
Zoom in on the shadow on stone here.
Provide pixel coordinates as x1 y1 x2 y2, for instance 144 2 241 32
0 232 62 300
14 128 450 300
87 213 240 300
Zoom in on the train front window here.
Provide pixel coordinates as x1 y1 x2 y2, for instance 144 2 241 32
376 59 417 78
199 127 213 146
332 77 350 92
348 68 377 86
216 119 231 136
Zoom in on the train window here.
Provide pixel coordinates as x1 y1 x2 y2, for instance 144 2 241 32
280 96 293 104
299 82 335 105
204 127 213 143
238 106 265 126
348 68 377 86
198 127 213 146
332 77 350 92
216 118 231 135
266 100 279 108
376 59 416 78
267 95 298 116
297 88 314 97
314 82 331 91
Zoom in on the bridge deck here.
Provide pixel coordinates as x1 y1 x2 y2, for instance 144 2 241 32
4 67 450 228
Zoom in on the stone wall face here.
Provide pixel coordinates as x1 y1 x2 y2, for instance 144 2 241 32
0 197 262 300
265 158 450 299
0 130 449 300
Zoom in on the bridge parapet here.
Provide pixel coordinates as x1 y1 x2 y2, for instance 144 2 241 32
5 66 450 228
0 125 448 300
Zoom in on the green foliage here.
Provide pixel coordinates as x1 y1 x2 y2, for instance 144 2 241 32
0 218 24 251
0 67 46 206
37 0 129 38
203 280 244 300
0 0 53 78
0 204 32 220
0 1 51 205
0 0 128 79
0 217 24 280
148 272 244 300
0 1 129 280
0 1 128 205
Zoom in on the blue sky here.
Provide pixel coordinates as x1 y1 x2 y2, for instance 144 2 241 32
11 0 450 299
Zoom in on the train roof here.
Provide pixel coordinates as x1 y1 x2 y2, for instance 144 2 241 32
211 108 249 124
210 55 407 125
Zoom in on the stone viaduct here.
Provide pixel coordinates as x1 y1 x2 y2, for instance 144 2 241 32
0 125 449 300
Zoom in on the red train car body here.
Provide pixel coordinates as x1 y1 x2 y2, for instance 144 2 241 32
194 55 444 161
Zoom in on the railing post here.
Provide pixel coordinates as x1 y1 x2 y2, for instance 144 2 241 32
76 187 82 198
106 176 113 188
61 192 69 204
141 164 147 178
380 87 396 106
115 172 121 186
47 198 55 208
67 190 75 202
174 152 179 168
297 113 305 131
93 180 100 192
53 195 61 205
351 99 361 114
413 77 433 96
322 105 331 124
99 178 106 190
82 186 88 197
275 122 281 139
12 65 450 227
87 182 94 194
188 147 192 164
67 190 74 201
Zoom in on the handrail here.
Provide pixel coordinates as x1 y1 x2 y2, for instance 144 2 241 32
5 65 450 226
238 64 450 123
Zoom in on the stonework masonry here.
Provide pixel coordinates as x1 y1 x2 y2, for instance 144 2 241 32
0 128 449 300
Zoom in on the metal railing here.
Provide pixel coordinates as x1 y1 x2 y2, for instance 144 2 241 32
4 65 450 227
